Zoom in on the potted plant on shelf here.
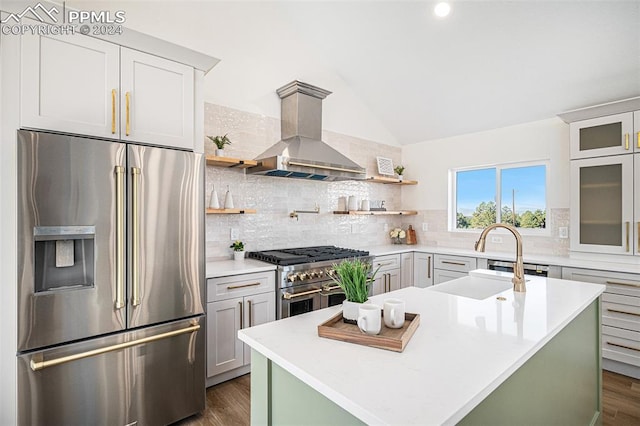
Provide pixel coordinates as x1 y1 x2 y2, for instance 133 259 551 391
394 165 405 182
207 134 231 156
230 240 245 261
330 258 379 324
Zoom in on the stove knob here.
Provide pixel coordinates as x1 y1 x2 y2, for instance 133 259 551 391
287 274 298 282
299 272 309 281
310 271 319 278
317 270 325 278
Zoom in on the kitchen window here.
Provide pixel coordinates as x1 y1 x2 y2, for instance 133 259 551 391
450 162 548 231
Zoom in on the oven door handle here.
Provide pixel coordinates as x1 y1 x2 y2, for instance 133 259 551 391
282 288 322 300
322 284 342 292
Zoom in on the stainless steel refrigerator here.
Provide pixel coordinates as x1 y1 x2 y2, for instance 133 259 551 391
16 130 205 425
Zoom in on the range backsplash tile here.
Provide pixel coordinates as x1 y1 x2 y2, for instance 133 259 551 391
205 103 403 261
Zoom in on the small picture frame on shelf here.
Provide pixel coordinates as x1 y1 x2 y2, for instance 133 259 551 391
376 157 395 176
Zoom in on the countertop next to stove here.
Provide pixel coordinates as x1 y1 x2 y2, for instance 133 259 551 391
239 274 605 425
206 259 276 279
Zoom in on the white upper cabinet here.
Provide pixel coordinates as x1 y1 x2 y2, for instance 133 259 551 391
21 33 120 139
20 33 195 150
570 112 634 159
120 48 194 150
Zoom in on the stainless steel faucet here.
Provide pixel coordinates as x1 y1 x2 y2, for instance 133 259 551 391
474 223 526 292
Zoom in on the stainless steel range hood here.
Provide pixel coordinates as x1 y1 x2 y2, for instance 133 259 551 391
250 81 366 181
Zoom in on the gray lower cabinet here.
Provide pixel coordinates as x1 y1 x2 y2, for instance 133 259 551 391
400 252 414 288
371 254 401 295
562 267 640 378
433 254 477 285
206 271 275 383
413 252 434 288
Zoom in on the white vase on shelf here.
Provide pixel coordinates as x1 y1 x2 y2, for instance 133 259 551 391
209 185 220 209
216 148 225 157
224 186 234 209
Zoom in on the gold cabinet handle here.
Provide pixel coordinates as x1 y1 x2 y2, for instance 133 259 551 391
626 221 630 252
111 89 117 134
625 133 629 150
638 222 640 252
30 324 200 371
606 341 640 353
125 92 131 136
606 280 640 288
114 166 125 309
637 132 640 149
442 260 466 266
239 301 244 329
131 167 141 306
427 256 431 279
282 288 321 300
227 282 261 290
247 300 253 327
376 261 394 267
606 308 640 317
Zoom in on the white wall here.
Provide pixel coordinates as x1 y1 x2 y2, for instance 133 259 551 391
0 22 19 425
401 118 570 211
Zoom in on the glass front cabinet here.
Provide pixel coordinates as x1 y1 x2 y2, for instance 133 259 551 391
570 155 634 254
570 112 634 159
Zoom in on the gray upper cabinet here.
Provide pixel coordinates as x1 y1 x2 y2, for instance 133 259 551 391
570 112 634 159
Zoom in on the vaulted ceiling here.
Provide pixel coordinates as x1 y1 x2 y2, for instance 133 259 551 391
68 1 640 146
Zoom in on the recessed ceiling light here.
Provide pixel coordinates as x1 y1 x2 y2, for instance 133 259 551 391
434 2 451 18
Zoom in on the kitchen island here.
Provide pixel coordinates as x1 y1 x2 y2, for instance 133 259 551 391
239 273 605 425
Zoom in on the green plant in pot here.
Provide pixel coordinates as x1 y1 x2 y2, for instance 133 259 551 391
394 165 405 181
330 258 380 324
207 134 231 156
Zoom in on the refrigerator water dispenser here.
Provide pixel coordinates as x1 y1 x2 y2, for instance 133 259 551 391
33 226 95 292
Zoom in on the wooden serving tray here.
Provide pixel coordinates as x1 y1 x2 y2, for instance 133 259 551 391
317 312 420 352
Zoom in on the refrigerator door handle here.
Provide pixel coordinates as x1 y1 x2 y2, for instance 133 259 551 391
115 166 126 309
131 166 141 306
30 324 201 371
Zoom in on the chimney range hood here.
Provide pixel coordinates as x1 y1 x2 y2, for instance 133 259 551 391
249 80 366 181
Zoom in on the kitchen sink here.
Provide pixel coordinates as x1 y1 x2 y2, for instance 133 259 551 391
428 275 513 300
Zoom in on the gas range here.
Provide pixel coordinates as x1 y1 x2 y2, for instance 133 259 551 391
247 246 372 319
248 245 370 267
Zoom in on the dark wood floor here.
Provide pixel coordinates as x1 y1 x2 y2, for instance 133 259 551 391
177 370 640 425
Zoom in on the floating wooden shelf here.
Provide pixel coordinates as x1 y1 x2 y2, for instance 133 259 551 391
365 176 418 185
205 155 258 169
333 210 418 216
206 208 256 215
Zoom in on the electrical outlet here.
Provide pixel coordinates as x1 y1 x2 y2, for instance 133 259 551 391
491 236 502 244
558 227 568 239
422 223 429 232
230 228 239 240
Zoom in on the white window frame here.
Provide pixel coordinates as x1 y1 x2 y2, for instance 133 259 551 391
449 160 550 236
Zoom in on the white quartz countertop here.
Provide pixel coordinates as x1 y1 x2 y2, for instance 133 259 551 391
205 259 276 278
239 274 605 425
367 243 640 274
